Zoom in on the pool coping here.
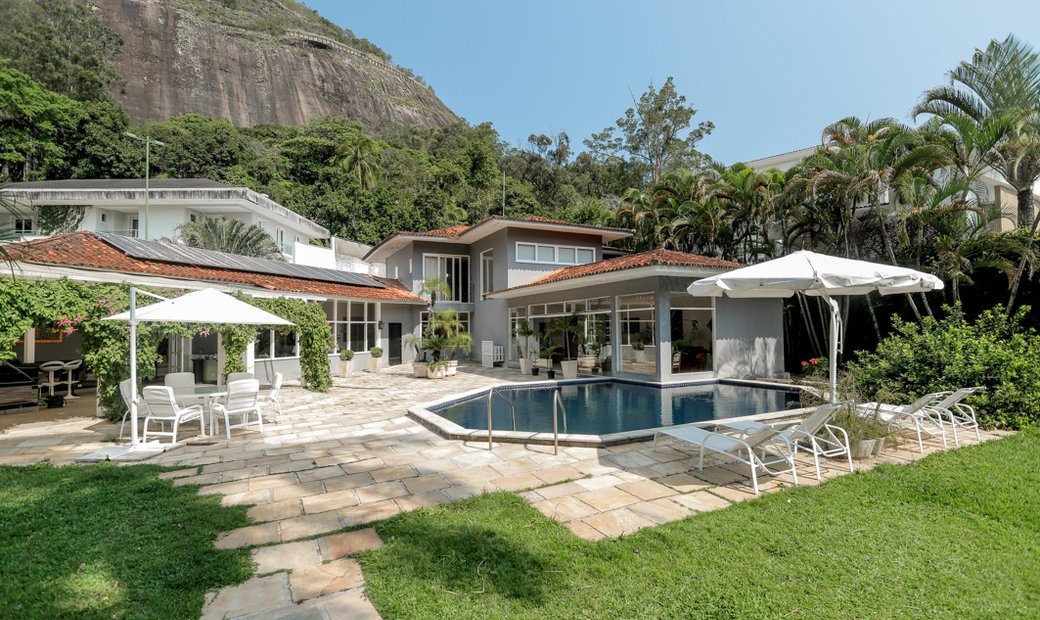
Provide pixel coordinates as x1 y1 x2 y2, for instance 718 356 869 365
407 377 814 448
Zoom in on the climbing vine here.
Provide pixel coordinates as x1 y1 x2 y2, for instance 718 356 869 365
252 297 333 392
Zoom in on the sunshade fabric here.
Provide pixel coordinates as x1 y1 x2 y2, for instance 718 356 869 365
104 288 292 326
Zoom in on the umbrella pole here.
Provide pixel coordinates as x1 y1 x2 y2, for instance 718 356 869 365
824 296 840 404
129 288 139 447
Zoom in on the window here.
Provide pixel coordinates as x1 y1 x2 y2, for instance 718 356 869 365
254 329 272 359
514 242 595 265
422 254 470 302
515 295 613 373
670 293 713 373
328 300 379 353
480 250 495 298
274 330 298 358
130 218 139 237
420 311 471 336
618 293 656 375
100 213 108 223
13 219 33 234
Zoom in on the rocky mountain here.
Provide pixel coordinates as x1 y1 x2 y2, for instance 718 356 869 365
91 0 457 129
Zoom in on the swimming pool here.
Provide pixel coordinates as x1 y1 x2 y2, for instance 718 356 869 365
423 380 801 438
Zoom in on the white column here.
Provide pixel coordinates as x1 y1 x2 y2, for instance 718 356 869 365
245 339 255 374
375 302 383 367
23 328 35 363
216 332 225 387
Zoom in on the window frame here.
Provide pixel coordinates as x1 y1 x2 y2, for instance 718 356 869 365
513 242 596 266
479 249 495 299
421 253 471 303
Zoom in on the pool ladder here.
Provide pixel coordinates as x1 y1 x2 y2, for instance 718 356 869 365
486 386 568 454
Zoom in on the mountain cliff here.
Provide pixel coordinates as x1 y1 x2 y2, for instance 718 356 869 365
92 0 457 129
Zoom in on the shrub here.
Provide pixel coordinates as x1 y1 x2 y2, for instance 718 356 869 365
847 306 1040 430
341 349 354 361
370 346 383 358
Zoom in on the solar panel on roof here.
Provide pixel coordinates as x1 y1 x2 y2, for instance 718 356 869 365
95 232 384 289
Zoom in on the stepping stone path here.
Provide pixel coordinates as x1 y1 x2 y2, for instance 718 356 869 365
201 529 383 619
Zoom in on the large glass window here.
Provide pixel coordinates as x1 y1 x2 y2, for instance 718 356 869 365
420 311 471 336
254 329 272 359
618 293 656 375
423 254 470 302
511 296 612 374
670 293 714 373
253 329 298 359
514 242 596 265
328 300 380 353
274 330 298 358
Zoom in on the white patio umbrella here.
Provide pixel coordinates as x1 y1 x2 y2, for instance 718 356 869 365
104 288 292 449
687 251 944 402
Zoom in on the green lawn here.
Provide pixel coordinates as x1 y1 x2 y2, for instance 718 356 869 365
360 430 1040 619
0 463 253 619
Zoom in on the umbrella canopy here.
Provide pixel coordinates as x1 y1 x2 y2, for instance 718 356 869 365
103 287 293 448
687 250 944 299
104 288 292 326
687 251 943 402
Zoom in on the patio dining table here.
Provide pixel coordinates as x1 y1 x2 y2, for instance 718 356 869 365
173 385 227 437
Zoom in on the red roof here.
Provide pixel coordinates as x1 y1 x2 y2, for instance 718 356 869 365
501 248 742 292
8 233 425 302
398 215 632 238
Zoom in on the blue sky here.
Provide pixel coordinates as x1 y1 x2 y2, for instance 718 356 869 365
306 1 1040 165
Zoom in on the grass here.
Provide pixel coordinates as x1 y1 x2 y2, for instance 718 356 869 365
0 464 253 619
360 430 1040 619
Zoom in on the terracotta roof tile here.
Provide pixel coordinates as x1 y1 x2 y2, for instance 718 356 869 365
501 248 742 292
397 215 631 239
7 233 425 303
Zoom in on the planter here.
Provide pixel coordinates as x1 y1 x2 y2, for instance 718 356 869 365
531 367 540 376
339 359 352 377
519 359 532 375
44 395 65 409
577 355 596 370
546 369 557 380
633 349 647 363
412 361 428 378
872 436 888 456
447 360 458 377
429 365 447 379
368 357 381 373
561 360 578 380
850 439 877 460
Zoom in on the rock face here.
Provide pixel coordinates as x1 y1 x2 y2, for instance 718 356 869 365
94 0 457 129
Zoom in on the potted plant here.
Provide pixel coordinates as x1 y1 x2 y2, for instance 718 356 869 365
552 311 585 380
428 359 448 379
632 338 647 363
541 340 562 380
513 318 536 375
404 333 427 378
368 346 383 373
340 349 354 377
447 332 473 377
831 407 890 459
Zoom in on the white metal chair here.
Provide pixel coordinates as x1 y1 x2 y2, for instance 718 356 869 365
117 378 152 439
226 372 255 384
164 372 196 389
61 359 83 399
654 425 797 495
141 386 204 445
716 402 853 481
212 379 263 439
924 387 985 446
39 361 65 397
257 373 283 421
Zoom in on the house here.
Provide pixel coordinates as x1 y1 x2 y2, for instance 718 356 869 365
0 179 379 271
365 216 786 381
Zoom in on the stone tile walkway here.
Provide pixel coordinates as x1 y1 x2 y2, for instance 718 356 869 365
0 363 1009 618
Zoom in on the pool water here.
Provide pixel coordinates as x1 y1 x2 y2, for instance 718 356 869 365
432 381 801 436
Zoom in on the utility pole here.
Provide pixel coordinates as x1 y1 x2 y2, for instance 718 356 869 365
124 132 165 240
501 168 506 216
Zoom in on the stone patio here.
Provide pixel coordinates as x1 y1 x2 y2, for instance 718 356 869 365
0 363 1006 619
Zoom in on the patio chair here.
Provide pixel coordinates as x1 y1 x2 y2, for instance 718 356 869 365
257 372 283 421
653 425 797 495
140 386 204 445
226 372 254 384
923 387 985 446
164 372 196 389
857 392 949 454
117 378 154 440
212 379 263 439
715 402 852 481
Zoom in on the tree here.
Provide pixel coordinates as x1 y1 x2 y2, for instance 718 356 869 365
146 114 250 180
173 217 284 260
332 133 382 190
585 77 714 184
0 65 83 182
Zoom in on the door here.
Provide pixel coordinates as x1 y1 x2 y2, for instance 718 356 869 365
388 323 403 365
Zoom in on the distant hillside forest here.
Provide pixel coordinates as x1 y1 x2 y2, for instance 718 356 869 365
4 0 1040 360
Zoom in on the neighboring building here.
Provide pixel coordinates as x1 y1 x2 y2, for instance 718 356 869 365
744 146 1040 231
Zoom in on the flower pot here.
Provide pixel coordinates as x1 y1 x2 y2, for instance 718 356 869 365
546 369 557 380
368 357 381 373
429 365 447 379
850 439 877 460
519 359 531 375
412 361 428 378
447 359 458 377
561 360 578 380
340 359 352 377
872 436 887 456
634 349 647 363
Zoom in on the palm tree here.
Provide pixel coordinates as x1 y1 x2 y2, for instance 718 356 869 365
333 134 382 190
173 217 284 260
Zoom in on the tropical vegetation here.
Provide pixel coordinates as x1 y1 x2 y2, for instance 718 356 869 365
174 216 284 260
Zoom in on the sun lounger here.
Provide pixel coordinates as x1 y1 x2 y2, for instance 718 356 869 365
653 425 797 495
715 402 852 481
858 392 948 453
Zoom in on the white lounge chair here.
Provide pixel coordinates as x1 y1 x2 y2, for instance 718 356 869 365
858 392 948 453
923 387 985 446
212 379 263 439
653 425 797 495
226 372 254 384
141 386 204 445
716 402 852 481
